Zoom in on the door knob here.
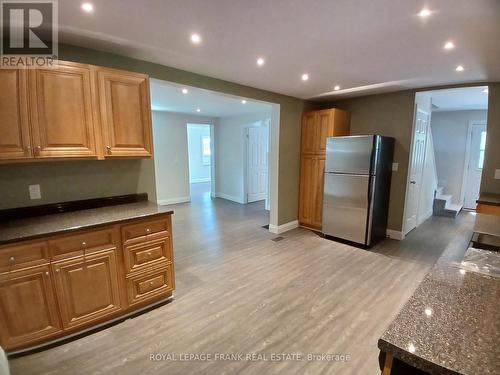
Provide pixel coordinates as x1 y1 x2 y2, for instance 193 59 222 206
410 180 416 184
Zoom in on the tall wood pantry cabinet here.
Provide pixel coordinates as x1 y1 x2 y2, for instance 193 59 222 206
299 108 350 230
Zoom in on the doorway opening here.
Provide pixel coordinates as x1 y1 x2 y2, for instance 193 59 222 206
403 86 489 236
149 78 280 231
187 123 213 202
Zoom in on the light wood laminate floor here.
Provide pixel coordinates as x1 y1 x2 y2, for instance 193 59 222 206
10 189 474 375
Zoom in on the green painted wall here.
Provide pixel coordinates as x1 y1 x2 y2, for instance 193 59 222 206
0 44 312 225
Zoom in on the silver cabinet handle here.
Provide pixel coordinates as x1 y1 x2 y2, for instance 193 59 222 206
9 256 15 263
45 272 49 276
146 228 151 233
106 146 111 153
82 242 87 247
149 281 154 286
55 269 60 273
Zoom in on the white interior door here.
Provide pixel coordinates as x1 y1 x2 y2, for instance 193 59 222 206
405 108 429 234
464 123 487 209
247 126 268 203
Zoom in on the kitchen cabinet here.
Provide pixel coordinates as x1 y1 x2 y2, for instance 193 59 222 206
0 265 62 348
299 108 350 230
97 68 153 157
0 60 154 163
0 213 174 352
29 62 98 158
0 69 32 160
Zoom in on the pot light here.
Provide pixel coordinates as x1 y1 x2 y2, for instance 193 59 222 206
334 85 340 91
182 88 188 94
256 57 265 66
191 33 201 44
241 100 247 104
301 73 309 81
424 308 433 317
482 88 489 93
418 8 431 18
455 65 464 72
444 41 455 50
81 2 94 12
196 108 201 112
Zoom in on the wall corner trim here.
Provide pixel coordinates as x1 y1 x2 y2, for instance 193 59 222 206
157 197 191 206
269 220 299 234
386 229 405 241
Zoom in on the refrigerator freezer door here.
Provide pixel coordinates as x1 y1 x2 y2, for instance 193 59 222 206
325 136 374 175
323 173 370 244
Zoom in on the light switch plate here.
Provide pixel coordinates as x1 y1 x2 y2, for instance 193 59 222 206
495 169 500 180
29 184 41 200
392 163 399 172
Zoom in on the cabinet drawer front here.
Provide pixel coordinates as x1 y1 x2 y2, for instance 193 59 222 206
121 217 170 244
126 264 174 306
0 241 49 272
124 237 172 274
49 227 117 259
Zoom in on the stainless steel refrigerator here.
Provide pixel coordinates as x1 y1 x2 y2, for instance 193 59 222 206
322 135 394 247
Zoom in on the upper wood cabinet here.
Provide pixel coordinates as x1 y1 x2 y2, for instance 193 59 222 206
299 108 350 230
96 68 153 158
0 60 154 163
29 62 98 158
0 69 32 160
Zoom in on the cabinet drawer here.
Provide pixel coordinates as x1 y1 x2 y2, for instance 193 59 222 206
49 227 117 260
126 264 174 306
0 241 49 272
124 237 172 274
121 217 170 244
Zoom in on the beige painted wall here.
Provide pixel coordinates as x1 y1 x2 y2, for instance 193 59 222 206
0 44 311 224
482 83 500 194
321 91 416 232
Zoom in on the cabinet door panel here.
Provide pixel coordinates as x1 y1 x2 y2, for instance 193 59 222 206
30 63 97 158
316 110 334 154
312 157 326 228
52 249 121 330
0 265 62 349
97 69 153 157
0 69 32 160
299 155 316 226
301 112 317 155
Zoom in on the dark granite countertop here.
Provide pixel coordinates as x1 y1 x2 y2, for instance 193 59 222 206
477 192 500 206
0 201 174 245
378 220 500 374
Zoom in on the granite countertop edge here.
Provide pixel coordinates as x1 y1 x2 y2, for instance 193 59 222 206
0 202 174 246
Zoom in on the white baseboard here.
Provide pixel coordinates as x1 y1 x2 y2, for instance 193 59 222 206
190 178 211 183
269 220 299 234
157 196 190 206
214 192 245 204
386 229 405 241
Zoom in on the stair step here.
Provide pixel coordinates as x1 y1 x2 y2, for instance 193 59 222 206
435 194 452 203
446 203 463 212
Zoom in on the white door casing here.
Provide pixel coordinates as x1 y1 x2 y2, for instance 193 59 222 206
405 107 430 234
463 123 487 209
246 126 269 203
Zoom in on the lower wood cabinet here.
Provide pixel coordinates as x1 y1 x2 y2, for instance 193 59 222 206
299 155 326 229
0 265 62 348
0 213 174 352
51 248 122 330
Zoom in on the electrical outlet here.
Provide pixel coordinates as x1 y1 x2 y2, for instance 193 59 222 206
29 184 41 200
392 163 399 172
495 169 500 180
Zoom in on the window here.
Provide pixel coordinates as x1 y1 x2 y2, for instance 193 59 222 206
478 131 486 169
202 136 211 165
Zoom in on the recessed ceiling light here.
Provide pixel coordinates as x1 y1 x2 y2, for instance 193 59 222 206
301 73 309 81
455 65 464 72
241 100 247 104
334 85 340 91
418 8 431 18
182 88 188 94
424 308 433 316
196 108 201 112
81 2 94 12
444 41 455 50
482 88 489 93
256 57 265 66
190 33 201 44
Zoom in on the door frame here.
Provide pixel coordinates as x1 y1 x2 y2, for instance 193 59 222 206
461 120 487 208
243 121 270 206
186 122 215 199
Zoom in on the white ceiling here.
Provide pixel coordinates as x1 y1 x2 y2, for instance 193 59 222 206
150 79 272 117
423 86 489 111
58 0 500 100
